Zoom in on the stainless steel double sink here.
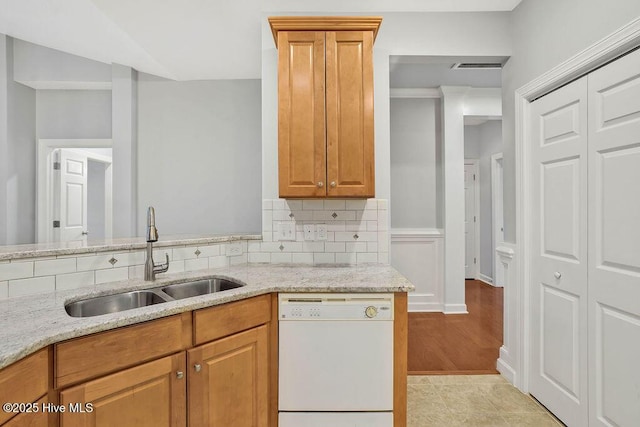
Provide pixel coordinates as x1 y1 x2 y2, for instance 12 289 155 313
65 278 244 318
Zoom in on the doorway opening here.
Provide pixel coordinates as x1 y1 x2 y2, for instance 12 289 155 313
36 139 113 243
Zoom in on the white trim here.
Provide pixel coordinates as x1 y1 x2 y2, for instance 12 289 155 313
496 245 514 261
36 139 113 243
497 347 516 384
519 17 640 100
496 243 517 386
389 87 441 98
464 159 480 280
408 299 444 313
15 80 112 91
513 17 640 393
390 228 444 241
477 273 494 286
491 153 504 287
444 303 468 314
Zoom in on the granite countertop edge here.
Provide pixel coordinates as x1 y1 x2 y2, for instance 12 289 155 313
0 233 262 261
0 263 414 369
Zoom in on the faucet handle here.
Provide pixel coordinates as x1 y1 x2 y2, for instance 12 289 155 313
154 253 170 274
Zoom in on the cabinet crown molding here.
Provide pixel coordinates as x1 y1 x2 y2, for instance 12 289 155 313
268 16 383 47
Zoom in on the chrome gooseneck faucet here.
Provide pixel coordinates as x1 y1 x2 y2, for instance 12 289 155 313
144 206 169 281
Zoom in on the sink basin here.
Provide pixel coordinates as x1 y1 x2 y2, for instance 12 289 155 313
162 278 244 300
65 290 170 318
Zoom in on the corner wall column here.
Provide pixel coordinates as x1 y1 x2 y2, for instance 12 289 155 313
111 64 138 238
439 86 469 314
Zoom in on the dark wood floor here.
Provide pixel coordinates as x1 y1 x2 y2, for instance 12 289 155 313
408 280 503 375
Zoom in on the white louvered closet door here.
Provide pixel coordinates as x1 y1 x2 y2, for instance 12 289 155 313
529 77 589 427
587 48 640 427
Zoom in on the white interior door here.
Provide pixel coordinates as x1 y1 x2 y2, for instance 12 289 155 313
464 162 477 279
587 48 640 427
529 77 589 426
58 149 88 242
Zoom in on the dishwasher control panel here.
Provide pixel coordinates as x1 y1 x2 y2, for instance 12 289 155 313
279 293 393 320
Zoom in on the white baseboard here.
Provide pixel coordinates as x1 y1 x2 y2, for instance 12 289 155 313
497 346 516 386
443 303 468 314
408 302 444 312
477 273 495 286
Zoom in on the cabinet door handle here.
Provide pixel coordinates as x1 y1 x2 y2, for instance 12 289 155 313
176 371 184 379
330 181 336 188
194 364 202 372
317 181 324 188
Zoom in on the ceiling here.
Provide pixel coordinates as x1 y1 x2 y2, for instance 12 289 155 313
390 58 504 88
0 0 522 81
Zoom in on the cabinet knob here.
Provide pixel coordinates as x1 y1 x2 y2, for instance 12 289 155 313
194 364 202 372
317 181 324 188
330 181 336 188
176 371 184 379
554 272 562 279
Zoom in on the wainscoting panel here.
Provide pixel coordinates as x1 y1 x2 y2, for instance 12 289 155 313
391 229 444 312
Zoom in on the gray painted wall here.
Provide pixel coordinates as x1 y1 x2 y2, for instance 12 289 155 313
137 75 261 236
36 90 112 139
13 39 111 85
465 121 502 279
390 97 439 229
501 0 640 242
2 37 36 245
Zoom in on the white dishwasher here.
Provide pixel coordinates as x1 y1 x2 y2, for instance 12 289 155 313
278 293 394 427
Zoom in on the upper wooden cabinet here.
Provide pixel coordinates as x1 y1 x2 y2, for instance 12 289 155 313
269 17 381 198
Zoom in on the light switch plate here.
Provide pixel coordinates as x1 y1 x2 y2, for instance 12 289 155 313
278 222 296 241
303 224 315 241
316 224 327 240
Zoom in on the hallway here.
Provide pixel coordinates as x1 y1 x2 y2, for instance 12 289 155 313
408 280 503 374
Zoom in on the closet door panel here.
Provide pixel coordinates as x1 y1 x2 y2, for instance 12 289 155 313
529 76 589 427
588 47 640 427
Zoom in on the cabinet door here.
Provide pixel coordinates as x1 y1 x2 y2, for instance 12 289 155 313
2 396 49 427
326 31 375 198
59 353 186 427
188 325 268 427
278 31 327 198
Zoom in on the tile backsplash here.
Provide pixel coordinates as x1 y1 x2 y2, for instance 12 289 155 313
0 241 247 299
0 199 390 298
251 199 389 266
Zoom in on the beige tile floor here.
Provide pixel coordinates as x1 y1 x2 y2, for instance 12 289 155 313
407 375 564 426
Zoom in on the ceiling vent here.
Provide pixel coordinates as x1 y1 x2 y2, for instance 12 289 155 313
451 63 503 70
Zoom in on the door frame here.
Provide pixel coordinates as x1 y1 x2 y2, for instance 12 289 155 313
491 153 504 287
36 139 113 243
464 159 480 280
510 17 640 392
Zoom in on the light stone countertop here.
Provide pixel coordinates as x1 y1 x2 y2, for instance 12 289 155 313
0 263 413 369
0 233 262 261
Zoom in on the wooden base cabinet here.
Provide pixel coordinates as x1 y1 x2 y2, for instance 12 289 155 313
59 353 186 427
0 348 50 427
1 396 49 427
188 325 269 427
